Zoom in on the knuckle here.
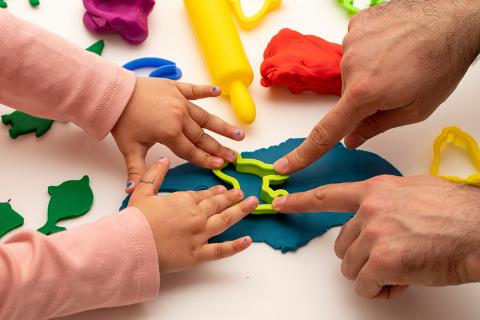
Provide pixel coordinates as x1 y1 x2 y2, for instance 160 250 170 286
199 111 210 128
341 259 356 281
359 198 384 217
362 224 383 243
370 245 396 270
194 131 208 146
364 116 387 135
348 79 375 102
220 211 232 227
214 244 224 259
309 124 335 151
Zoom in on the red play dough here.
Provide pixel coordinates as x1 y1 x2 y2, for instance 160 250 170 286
261 28 343 96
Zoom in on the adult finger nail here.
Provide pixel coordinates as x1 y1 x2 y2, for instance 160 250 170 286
274 158 289 173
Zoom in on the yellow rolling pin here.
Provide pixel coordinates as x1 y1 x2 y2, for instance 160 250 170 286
184 0 258 124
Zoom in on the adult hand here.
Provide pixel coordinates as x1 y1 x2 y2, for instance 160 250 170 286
273 175 480 299
112 77 246 193
128 158 258 273
274 0 480 174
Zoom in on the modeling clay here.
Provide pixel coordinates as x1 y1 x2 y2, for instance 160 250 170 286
120 139 401 252
86 39 105 55
0 0 39 8
184 0 256 124
1 111 53 139
213 153 289 214
123 57 182 80
82 0 155 45
431 126 480 186
261 28 343 96
338 0 385 16
0 202 24 238
227 0 281 29
37 176 94 235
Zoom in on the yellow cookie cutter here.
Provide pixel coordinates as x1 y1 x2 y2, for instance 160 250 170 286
431 126 480 186
227 0 281 29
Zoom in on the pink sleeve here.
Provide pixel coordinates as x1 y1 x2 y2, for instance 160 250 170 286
0 10 136 140
0 208 160 320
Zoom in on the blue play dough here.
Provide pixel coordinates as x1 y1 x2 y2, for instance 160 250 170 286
120 139 402 253
123 57 182 80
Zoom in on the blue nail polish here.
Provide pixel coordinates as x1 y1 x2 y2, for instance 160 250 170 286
212 86 218 92
127 181 133 188
235 130 242 137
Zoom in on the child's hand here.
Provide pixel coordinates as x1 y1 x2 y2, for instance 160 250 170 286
112 77 246 193
128 157 257 273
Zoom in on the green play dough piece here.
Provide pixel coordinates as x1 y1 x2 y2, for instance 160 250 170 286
37 176 94 235
0 202 24 237
86 40 105 55
1 111 53 139
0 1 7 8
29 0 39 7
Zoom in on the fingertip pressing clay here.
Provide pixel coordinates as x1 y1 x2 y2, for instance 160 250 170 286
120 139 401 252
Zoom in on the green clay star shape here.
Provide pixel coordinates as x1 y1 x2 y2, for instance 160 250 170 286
212 154 289 214
337 0 385 16
1 40 105 139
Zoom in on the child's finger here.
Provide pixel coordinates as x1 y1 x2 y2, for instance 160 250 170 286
124 145 148 194
186 185 228 203
183 118 237 162
131 158 170 198
176 82 222 100
170 135 225 169
205 196 258 237
188 103 245 141
199 189 244 217
196 236 252 263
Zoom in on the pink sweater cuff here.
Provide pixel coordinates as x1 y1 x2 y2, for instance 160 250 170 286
0 208 159 319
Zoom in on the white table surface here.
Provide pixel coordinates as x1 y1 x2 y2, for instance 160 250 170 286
2 0 480 319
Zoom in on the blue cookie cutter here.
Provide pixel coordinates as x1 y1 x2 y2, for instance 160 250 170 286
123 57 182 80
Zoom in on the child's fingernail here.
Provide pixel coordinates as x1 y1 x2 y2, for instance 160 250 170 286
158 157 169 163
242 236 250 243
211 85 219 92
274 158 289 173
273 197 286 209
233 188 244 198
246 196 259 206
127 181 134 188
229 151 237 161
212 157 224 166
234 129 244 139
217 185 227 193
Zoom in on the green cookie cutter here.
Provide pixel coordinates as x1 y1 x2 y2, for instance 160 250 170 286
337 0 385 16
212 153 289 214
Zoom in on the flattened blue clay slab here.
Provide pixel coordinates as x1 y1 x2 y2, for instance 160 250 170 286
120 139 401 253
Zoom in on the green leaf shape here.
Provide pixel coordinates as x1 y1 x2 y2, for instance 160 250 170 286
37 176 94 235
0 202 24 237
